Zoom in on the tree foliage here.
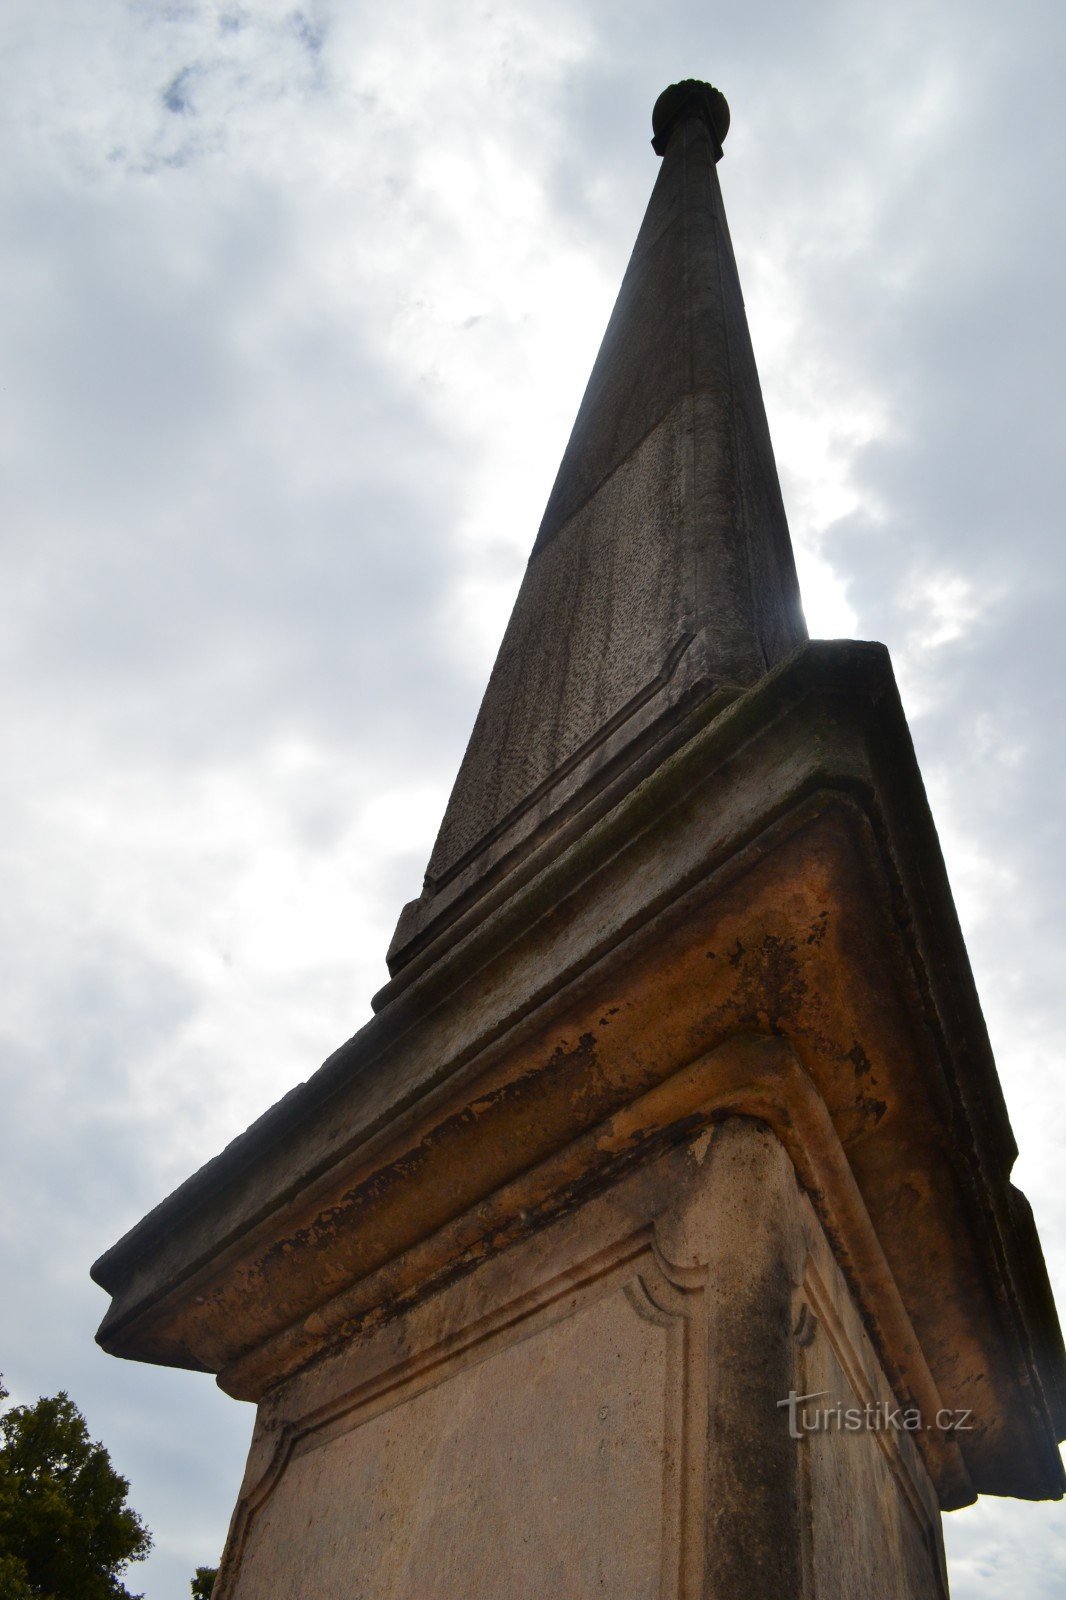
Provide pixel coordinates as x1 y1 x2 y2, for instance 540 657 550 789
190 1565 218 1598
0 1378 151 1600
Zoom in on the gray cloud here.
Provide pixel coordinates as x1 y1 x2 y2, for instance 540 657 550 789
1 2 1063 1596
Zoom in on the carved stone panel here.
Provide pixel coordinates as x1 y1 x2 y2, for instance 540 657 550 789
216 1117 951 1600
220 1146 708 1600
231 1276 689 1598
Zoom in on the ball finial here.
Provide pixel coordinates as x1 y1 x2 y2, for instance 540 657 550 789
651 80 730 159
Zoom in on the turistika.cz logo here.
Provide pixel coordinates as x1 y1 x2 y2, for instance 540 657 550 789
777 1390 974 1441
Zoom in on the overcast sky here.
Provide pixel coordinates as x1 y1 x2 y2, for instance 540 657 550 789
1 2 1063 1595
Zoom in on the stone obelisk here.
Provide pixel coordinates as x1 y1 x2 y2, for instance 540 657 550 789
92 82 1065 1598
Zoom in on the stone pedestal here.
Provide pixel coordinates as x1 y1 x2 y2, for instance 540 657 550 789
216 1115 949 1600
92 645 1066 1596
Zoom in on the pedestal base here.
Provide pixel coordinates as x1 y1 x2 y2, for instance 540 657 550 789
215 1119 948 1600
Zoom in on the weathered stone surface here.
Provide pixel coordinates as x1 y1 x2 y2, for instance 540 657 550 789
92 642 1065 1503
212 1121 950 1599
229 1288 671 1597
